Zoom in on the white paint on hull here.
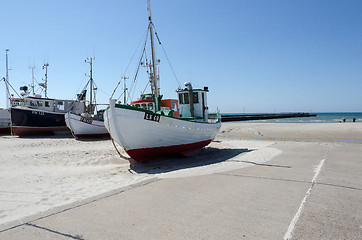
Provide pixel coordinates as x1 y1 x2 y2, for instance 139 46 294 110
104 99 221 151
65 112 108 136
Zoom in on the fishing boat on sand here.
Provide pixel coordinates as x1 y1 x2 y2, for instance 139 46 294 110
104 0 221 163
65 58 109 139
10 63 86 136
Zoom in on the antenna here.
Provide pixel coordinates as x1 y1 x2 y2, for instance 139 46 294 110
85 57 95 113
42 63 49 98
5 49 10 108
29 65 36 96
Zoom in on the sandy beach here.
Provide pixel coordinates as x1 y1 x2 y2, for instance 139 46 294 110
220 122 362 141
0 122 361 239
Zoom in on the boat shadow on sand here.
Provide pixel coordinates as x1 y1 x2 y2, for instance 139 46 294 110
130 146 253 174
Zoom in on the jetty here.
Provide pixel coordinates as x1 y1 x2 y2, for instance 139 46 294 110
221 112 317 122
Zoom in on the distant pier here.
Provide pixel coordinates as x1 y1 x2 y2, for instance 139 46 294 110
221 113 317 122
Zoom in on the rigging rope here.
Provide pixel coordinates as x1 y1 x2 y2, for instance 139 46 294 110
2 77 21 136
106 107 132 161
111 27 150 100
111 21 182 102
2 77 22 99
128 31 149 102
153 24 181 88
121 31 149 103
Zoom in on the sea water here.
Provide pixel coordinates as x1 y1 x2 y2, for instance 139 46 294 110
222 112 362 123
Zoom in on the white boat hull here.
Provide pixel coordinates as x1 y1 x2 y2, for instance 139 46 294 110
104 99 221 162
65 112 109 139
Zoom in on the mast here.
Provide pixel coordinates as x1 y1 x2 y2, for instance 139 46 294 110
85 57 95 113
147 0 160 112
122 76 129 104
42 63 49 98
5 49 10 108
29 65 36 96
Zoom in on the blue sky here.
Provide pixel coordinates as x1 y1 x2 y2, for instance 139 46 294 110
1 0 361 113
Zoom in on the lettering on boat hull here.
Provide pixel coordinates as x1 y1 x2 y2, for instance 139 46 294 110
144 112 160 122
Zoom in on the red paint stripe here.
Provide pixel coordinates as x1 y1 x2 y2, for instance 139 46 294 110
126 139 213 163
74 133 110 139
0 127 11 134
130 99 154 104
12 126 70 136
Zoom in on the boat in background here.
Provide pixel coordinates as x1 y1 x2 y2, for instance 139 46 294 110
104 0 221 163
0 49 11 134
10 63 86 136
65 58 109 139
65 110 109 139
1 97 25 134
0 108 10 134
11 95 86 136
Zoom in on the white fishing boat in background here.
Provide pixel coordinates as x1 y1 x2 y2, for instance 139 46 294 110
65 58 109 139
104 0 221 163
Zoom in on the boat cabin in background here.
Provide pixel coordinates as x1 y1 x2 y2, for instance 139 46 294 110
9 98 24 107
130 94 179 118
22 96 85 114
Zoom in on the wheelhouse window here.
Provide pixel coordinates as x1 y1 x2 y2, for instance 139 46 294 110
193 92 199 103
45 101 50 107
37 101 43 107
171 102 178 111
178 94 184 104
184 93 189 104
133 102 154 110
56 101 65 111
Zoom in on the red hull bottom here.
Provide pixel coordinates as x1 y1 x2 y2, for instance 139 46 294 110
0 127 11 134
126 139 213 163
74 133 110 140
12 126 71 137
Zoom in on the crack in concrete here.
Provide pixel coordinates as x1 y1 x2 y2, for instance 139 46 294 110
26 223 84 239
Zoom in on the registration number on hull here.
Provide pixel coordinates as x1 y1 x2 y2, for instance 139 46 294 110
80 117 93 124
144 112 160 122
32 111 45 116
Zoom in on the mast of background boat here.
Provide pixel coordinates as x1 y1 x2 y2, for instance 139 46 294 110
147 0 160 112
5 49 10 109
42 63 49 98
86 57 95 113
29 65 36 96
